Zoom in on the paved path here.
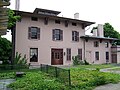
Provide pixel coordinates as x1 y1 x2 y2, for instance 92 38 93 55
94 67 120 90
94 83 120 90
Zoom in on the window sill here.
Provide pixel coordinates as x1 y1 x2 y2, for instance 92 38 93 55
29 39 40 41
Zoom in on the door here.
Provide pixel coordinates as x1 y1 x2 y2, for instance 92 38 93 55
111 54 117 63
51 49 63 65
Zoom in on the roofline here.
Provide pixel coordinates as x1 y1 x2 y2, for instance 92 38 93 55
33 8 61 15
80 36 119 41
14 10 95 27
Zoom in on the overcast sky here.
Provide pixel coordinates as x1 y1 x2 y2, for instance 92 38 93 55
2 0 120 41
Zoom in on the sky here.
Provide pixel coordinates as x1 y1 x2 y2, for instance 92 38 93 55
2 0 120 41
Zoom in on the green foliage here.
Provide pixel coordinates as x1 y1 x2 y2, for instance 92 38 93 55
13 52 27 65
70 68 120 90
8 72 69 90
84 60 89 65
7 9 21 29
0 72 15 79
72 55 84 65
103 23 120 39
72 55 89 65
0 37 12 64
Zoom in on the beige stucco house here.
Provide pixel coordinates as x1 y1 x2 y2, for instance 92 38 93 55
13 8 118 65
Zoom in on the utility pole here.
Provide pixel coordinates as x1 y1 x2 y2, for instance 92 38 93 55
0 0 10 35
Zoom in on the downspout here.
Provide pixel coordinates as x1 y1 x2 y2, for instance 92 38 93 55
83 39 85 60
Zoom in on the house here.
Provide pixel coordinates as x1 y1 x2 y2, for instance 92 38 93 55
13 8 118 65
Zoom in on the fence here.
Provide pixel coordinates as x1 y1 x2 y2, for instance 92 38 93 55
40 64 71 86
0 64 71 86
0 64 29 71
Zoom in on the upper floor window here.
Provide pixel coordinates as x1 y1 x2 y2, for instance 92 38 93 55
94 41 99 47
30 48 38 62
52 29 63 41
44 17 48 25
72 22 77 26
95 51 99 60
55 20 60 24
66 48 71 61
105 42 109 48
31 17 38 21
28 27 40 40
72 31 79 41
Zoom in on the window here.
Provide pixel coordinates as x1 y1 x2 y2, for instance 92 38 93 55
105 42 109 48
78 49 82 60
66 48 71 61
30 48 38 62
65 20 68 27
44 17 48 25
31 17 38 21
72 31 79 41
55 20 60 24
95 52 99 60
72 22 77 26
52 29 63 41
94 41 99 47
106 52 109 62
28 27 40 39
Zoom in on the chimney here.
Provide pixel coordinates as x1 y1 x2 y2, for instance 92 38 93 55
15 0 20 10
97 24 104 37
93 29 98 37
74 13 79 19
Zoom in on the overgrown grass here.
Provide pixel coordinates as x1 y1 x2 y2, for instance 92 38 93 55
70 68 120 90
1 64 120 90
70 64 117 69
8 71 69 90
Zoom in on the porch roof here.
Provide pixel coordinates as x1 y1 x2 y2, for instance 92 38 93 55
80 35 119 41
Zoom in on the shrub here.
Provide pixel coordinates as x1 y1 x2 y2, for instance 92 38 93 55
8 72 69 90
84 60 89 65
13 52 27 65
72 55 84 65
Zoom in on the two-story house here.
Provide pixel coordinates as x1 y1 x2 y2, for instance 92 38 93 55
13 8 118 65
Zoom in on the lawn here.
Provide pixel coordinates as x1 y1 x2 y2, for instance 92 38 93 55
69 64 117 69
1 64 120 90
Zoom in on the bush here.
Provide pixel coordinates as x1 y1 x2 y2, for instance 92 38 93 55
84 60 89 65
72 55 89 65
8 72 69 90
72 55 84 65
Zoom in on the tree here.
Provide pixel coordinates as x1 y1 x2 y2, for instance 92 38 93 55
103 23 120 39
0 37 12 64
7 9 20 29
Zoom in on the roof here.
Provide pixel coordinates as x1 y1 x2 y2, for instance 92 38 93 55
14 8 95 27
80 35 119 41
33 8 61 15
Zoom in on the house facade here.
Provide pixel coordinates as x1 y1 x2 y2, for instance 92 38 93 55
14 8 118 65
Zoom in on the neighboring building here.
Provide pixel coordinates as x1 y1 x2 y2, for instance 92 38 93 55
14 8 118 65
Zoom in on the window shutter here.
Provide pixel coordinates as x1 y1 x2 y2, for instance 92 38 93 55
60 30 63 40
28 27 31 39
37 28 40 40
72 31 74 41
52 29 55 40
77 32 79 41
